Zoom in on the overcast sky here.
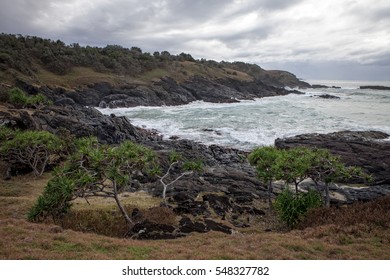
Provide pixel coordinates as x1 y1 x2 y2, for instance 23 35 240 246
1 0 389 81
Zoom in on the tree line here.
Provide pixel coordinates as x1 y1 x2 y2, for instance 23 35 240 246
0 33 270 80
0 33 196 76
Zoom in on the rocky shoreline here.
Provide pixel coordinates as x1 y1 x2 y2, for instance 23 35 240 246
3 104 389 203
2 92 390 238
21 76 305 108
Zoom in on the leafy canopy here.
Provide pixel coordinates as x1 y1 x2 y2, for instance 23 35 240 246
28 137 157 223
0 128 65 176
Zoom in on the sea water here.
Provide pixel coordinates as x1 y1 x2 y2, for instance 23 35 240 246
98 80 390 151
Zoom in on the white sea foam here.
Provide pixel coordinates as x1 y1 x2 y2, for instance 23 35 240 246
98 82 390 150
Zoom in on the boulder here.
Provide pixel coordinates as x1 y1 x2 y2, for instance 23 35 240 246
204 219 232 234
203 194 233 217
178 216 208 233
127 220 183 240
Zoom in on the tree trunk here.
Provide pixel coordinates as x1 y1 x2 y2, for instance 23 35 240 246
268 179 273 210
5 166 11 180
113 181 133 225
325 182 330 207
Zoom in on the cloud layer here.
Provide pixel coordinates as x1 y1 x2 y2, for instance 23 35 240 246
1 0 389 80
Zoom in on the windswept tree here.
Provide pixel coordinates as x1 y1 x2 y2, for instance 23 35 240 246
158 150 202 205
248 146 370 209
28 138 157 225
279 147 313 194
0 128 65 176
306 148 369 207
248 146 283 209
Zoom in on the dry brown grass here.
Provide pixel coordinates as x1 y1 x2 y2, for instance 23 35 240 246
35 66 144 89
0 170 389 260
32 63 253 89
299 196 390 229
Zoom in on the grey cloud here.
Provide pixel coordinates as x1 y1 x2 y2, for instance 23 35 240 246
347 2 390 21
0 0 52 35
164 0 229 21
256 0 304 11
1 0 389 81
262 60 390 81
363 51 390 66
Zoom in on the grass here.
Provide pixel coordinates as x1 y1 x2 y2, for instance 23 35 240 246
139 68 169 82
137 62 254 84
0 170 389 259
35 66 144 89
2 58 254 92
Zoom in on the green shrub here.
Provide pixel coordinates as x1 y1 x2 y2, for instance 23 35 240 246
28 174 75 222
27 93 53 106
0 126 17 142
7 87 52 107
0 129 65 176
274 188 323 228
28 138 157 224
8 87 28 106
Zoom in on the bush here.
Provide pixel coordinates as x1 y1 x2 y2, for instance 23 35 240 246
0 126 17 142
0 129 65 176
8 87 28 106
27 174 75 222
28 138 157 224
7 87 52 108
274 188 323 228
27 93 53 106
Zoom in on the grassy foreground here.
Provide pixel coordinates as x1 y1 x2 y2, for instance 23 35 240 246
0 171 389 260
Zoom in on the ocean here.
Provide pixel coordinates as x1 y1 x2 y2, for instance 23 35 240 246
98 80 390 151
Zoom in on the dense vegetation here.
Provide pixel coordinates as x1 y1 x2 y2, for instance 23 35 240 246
27 137 202 225
0 127 66 176
28 137 158 223
0 33 187 76
248 146 369 226
0 33 268 78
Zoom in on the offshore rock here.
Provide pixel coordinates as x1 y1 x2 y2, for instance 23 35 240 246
315 94 340 99
360 85 390 90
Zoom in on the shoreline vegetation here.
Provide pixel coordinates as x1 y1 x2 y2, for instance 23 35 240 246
0 34 389 259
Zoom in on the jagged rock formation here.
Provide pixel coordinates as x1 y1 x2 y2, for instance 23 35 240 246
39 76 302 108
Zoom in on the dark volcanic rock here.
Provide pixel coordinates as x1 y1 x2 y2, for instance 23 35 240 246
0 105 157 144
203 194 233 217
275 130 390 184
311 84 329 89
173 201 211 216
179 217 208 233
127 216 233 239
44 76 295 108
315 94 340 99
127 220 183 240
360 85 390 90
204 219 233 234
32 106 156 144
